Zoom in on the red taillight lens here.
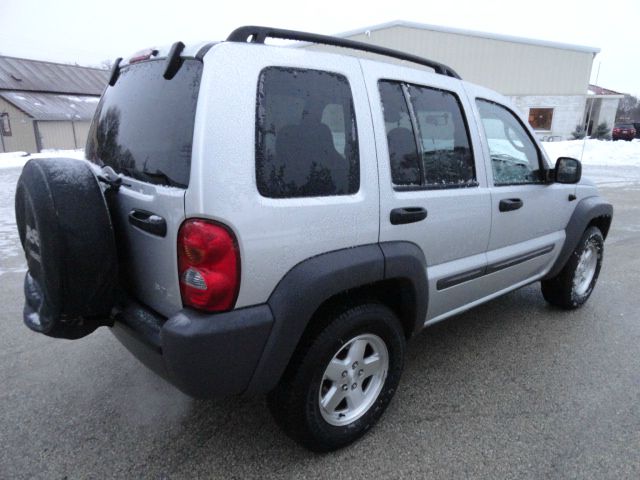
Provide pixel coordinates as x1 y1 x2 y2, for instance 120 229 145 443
177 219 240 312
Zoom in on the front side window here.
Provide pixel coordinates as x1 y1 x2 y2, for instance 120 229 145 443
379 80 476 189
528 108 553 130
256 67 359 198
477 99 543 186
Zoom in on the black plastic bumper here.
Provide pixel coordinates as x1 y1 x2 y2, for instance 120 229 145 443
111 299 274 398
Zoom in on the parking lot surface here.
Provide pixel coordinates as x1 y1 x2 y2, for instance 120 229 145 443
1 166 639 479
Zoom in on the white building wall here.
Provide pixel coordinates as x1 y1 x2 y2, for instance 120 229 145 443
318 25 596 96
510 95 586 140
0 97 37 153
72 121 91 149
304 22 600 140
597 98 620 132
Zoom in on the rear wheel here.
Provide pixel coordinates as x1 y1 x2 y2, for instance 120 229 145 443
541 226 604 309
267 302 405 452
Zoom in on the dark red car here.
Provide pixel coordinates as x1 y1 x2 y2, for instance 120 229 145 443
613 123 636 141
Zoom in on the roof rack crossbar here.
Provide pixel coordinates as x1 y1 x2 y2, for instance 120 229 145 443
226 26 462 80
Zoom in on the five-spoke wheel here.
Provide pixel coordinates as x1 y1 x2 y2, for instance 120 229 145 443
319 334 389 426
267 302 405 452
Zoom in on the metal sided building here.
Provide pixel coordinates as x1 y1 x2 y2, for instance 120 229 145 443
0 56 108 153
303 21 602 139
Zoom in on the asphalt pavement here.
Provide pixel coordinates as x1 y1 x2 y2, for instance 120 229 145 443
1 167 638 479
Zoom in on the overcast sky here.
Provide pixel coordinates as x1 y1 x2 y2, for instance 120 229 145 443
0 0 637 95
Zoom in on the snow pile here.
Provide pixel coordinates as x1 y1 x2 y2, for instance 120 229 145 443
0 149 85 170
542 139 640 167
542 139 640 186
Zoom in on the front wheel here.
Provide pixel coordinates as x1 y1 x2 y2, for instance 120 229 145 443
541 226 604 309
267 303 406 452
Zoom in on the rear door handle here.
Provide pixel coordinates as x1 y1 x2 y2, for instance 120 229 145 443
499 198 523 212
390 207 428 225
128 209 167 237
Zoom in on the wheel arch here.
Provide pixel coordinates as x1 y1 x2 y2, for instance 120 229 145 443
545 195 613 280
244 242 427 394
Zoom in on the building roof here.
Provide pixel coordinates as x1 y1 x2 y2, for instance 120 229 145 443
334 20 601 55
0 91 99 121
0 56 108 95
588 84 624 96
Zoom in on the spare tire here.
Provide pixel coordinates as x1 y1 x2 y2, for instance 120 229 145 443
14 158 118 339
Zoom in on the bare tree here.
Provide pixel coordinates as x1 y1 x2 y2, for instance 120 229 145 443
100 59 113 70
616 94 640 122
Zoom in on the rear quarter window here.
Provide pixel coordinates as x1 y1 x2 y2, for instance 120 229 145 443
255 67 359 198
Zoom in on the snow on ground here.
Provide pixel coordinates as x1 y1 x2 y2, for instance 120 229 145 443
542 139 640 186
0 149 85 170
0 168 26 275
542 139 640 168
0 149 85 275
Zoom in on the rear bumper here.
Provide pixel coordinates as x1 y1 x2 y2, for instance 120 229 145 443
111 298 274 398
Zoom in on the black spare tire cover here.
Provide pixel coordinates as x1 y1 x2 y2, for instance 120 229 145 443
15 158 118 339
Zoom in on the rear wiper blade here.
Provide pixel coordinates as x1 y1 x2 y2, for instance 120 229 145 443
142 169 185 188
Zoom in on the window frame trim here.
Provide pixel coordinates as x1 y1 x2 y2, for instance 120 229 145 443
379 78 479 191
476 97 548 187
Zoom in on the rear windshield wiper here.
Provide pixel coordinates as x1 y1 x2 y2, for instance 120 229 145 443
142 169 185 188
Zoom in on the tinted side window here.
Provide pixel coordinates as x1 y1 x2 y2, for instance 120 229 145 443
379 80 476 189
476 99 543 185
378 82 421 186
407 85 475 187
256 67 359 198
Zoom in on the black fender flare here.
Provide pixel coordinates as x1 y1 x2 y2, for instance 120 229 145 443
545 196 613 279
245 241 427 394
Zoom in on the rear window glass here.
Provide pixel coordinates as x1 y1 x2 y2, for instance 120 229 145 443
86 59 202 188
255 67 359 198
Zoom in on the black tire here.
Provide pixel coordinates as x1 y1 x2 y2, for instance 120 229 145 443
541 226 604 309
14 158 118 339
267 302 406 452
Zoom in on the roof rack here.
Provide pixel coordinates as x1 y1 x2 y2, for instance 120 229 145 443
226 26 462 80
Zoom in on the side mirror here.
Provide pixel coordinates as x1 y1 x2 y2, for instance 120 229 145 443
555 157 582 184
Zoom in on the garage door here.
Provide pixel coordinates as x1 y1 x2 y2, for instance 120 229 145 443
37 121 76 150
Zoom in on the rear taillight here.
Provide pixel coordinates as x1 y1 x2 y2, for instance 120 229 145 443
177 219 240 312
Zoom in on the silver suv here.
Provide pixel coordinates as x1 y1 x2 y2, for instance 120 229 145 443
14 26 613 451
